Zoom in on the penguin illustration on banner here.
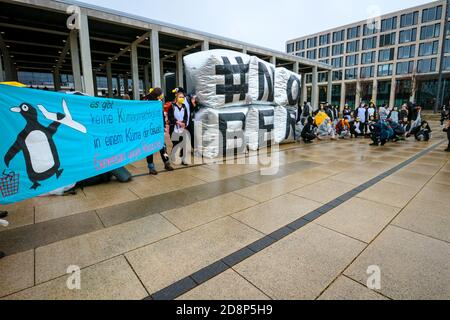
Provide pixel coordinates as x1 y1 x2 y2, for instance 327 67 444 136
4 99 87 190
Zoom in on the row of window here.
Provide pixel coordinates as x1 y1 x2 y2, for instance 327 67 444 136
307 56 450 83
303 37 444 61
292 23 442 57
307 57 438 82
338 59 438 81
287 5 443 52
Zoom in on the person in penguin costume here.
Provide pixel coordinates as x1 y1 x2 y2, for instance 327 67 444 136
4 100 86 190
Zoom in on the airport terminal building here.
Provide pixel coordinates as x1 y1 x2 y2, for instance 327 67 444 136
0 0 331 103
286 0 450 109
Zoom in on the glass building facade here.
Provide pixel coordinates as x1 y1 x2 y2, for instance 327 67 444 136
286 1 450 109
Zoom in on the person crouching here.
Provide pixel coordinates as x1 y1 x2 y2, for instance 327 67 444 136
301 116 317 144
336 119 351 139
413 120 432 142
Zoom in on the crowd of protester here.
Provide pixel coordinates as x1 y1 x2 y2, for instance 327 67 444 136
296 100 449 149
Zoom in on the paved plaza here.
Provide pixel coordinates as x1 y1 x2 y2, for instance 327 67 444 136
0 120 449 300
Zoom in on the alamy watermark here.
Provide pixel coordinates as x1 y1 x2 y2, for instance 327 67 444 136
367 265 382 290
66 265 81 290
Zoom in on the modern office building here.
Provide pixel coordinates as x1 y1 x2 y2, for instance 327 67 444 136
0 0 331 101
286 0 450 109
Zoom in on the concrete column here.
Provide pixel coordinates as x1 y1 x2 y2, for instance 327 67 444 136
131 42 140 100
78 11 94 96
116 76 121 96
355 81 362 107
0 40 14 81
201 40 209 51
150 30 161 88
389 77 396 107
93 70 98 96
106 62 113 98
242 47 247 54
300 73 306 104
270 56 276 66
177 51 184 88
340 82 346 110
124 74 129 95
0 54 4 82
143 65 150 94
311 66 319 109
372 79 378 104
327 71 332 104
160 60 165 91
53 69 61 91
11 64 18 82
293 62 299 74
69 30 82 92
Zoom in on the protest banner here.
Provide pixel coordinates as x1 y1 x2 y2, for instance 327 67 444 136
0 85 164 204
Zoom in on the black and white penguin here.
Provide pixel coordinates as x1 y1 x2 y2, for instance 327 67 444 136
4 103 65 190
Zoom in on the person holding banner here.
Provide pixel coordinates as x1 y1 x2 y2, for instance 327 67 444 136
143 88 174 175
168 91 189 165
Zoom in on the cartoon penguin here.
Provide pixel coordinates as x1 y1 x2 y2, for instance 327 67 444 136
4 103 65 190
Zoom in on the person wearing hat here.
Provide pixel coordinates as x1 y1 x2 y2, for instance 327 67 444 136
143 88 174 175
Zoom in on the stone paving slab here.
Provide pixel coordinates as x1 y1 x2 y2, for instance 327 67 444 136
0 250 34 298
392 198 450 243
234 223 366 300
314 197 400 243
178 269 270 300
291 180 357 205
357 181 422 209
318 276 388 300
34 213 180 284
0 211 104 256
232 194 322 235
344 226 450 300
4 256 148 300
125 217 264 295
162 193 258 231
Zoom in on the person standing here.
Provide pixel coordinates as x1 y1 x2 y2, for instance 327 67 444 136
441 102 449 126
300 102 312 124
185 94 201 149
143 88 174 175
168 91 189 165
368 102 376 120
357 103 368 136
343 104 352 120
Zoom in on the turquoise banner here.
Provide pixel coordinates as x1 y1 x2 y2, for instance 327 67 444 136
0 85 164 204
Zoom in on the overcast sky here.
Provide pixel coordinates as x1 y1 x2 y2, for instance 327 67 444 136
84 0 432 51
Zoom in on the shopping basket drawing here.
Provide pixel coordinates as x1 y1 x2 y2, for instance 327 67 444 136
0 170 20 198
